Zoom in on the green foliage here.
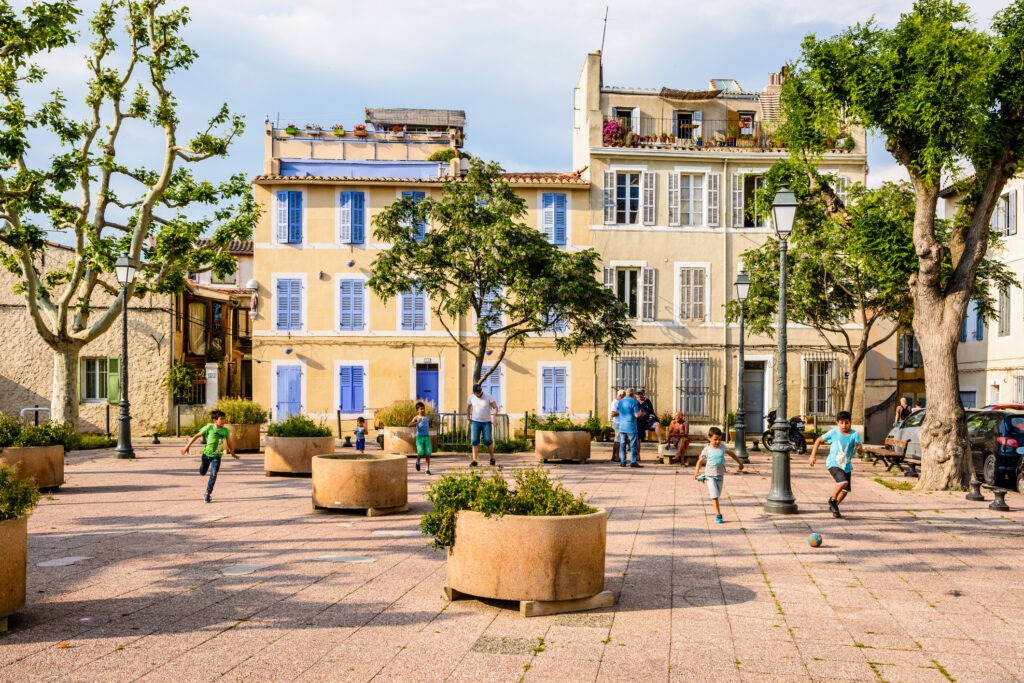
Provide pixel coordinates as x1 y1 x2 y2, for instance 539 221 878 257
493 437 532 453
376 399 436 427
74 433 116 450
12 423 71 448
266 415 332 438
0 464 41 521
427 149 459 161
528 414 584 432
421 466 595 549
0 414 21 448
581 415 614 441
368 158 632 384
164 363 198 404
214 398 267 425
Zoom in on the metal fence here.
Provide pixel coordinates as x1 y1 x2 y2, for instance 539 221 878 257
603 117 778 149
437 413 511 450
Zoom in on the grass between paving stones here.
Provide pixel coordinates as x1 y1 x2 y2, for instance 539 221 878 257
874 477 915 491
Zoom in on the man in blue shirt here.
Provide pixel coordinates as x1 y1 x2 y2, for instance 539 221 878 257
612 387 643 468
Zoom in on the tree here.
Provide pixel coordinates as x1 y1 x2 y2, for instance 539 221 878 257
783 0 1024 489
0 1 258 425
368 159 633 387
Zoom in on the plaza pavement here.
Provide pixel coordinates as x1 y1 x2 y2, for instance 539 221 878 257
2 441 1024 683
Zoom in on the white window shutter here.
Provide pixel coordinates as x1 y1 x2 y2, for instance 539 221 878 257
276 191 289 242
338 192 352 243
678 268 690 321
707 173 720 227
603 266 615 290
694 269 706 320
642 171 656 226
731 173 744 227
641 267 657 321
1010 190 1017 236
667 173 681 227
603 171 616 224
630 107 640 134
541 193 555 241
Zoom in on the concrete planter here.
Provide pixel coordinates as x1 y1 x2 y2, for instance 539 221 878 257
311 453 408 515
382 427 437 454
226 423 261 453
0 516 28 631
264 436 335 475
446 508 611 616
535 431 591 463
0 445 64 490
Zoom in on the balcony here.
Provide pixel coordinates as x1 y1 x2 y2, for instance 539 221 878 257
603 118 778 150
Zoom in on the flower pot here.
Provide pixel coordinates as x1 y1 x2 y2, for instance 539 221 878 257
333 129 346 137
446 508 607 604
535 431 591 463
264 436 335 475
0 516 28 630
382 427 437 454
353 129 368 138
0 446 64 490
306 129 322 137
311 453 407 514
284 127 298 135
226 424 261 453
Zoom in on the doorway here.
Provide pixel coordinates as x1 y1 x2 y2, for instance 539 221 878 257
415 363 439 409
742 361 766 435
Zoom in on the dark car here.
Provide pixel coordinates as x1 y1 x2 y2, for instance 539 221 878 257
967 410 1024 490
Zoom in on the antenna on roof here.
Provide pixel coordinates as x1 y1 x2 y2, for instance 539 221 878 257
599 6 609 57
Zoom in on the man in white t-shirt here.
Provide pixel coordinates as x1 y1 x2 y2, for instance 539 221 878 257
467 383 498 466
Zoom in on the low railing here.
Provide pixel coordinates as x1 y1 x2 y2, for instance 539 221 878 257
437 412 510 450
603 118 779 149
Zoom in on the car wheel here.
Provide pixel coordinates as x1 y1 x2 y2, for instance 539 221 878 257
1017 469 1024 493
983 454 997 486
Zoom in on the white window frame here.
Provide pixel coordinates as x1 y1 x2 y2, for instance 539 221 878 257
270 359 306 421
334 273 369 333
333 360 370 417
536 361 571 416
271 272 308 333
82 357 109 403
273 188 307 245
674 262 711 324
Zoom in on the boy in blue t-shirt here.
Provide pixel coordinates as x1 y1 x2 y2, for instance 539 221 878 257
808 410 863 518
354 416 367 454
409 402 431 474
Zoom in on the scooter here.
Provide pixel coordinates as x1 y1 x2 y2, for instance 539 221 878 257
761 410 807 454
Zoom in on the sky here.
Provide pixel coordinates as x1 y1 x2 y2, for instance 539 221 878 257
19 0 1015 196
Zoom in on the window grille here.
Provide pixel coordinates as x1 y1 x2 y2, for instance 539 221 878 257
676 350 715 420
1014 375 1024 404
803 352 846 421
612 350 654 402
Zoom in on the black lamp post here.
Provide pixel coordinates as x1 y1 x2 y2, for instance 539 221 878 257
734 271 750 463
764 187 798 514
114 254 137 460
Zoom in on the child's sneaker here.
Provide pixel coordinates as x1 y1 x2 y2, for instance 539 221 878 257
415 460 421 471
715 514 723 524
426 468 431 475
204 493 211 503
470 460 479 467
828 497 841 518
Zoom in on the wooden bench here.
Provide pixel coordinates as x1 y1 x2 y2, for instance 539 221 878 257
863 437 905 473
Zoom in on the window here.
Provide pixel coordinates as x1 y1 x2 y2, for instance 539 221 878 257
804 355 841 420
1014 375 1024 403
738 112 755 136
540 366 567 414
275 190 302 244
479 288 501 333
338 191 365 244
677 357 709 418
612 354 647 394
960 390 977 409
998 286 1010 337
338 365 365 413
961 299 984 342
402 191 427 241
481 365 502 405
731 174 765 227
667 173 705 227
613 106 638 133
677 267 706 322
275 278 302 331
234 308 252 339
400 287 426 331
544 307 567 333
991 191 1017 237
674 110 700 140
603 266 656 320
541 192 567 245
898 333 922 369
833 175 850 206
187 301 207 354
615 172 639 224
211 270 236 285
602 171 655 226
82 357 117 403
338 279 365 331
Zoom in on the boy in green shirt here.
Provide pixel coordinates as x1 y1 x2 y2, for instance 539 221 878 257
181 409 237 503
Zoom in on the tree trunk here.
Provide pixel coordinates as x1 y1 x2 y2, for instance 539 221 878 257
51 343 83 426
842 354 859 416
914 307 970 491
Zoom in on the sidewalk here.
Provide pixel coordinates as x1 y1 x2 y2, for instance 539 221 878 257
2 445 1023 682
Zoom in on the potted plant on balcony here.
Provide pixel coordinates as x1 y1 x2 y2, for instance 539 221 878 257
0 416 66 490
0 463 40 632
422 466 612 617
836 131 855 151
214 398 266 453
264 415 335 476
428 128 445 139
390 124 405 139
284 123 298 135
532 414 591 464
305 123 323 136
695 136 704 148
332 124 346 137
377 400 437 454
353 124 368 138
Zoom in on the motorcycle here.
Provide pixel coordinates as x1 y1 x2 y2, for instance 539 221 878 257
760 410 807 454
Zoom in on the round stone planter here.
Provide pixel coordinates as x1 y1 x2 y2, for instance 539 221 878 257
264 436 335 475
0 516 28 631
226 423 261 453
446 508 609 613
0 445 64 490
382 427 437 454
311 453 408 516
535 431 591 463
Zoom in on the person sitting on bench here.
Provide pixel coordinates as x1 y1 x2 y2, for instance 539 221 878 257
667 412 690 459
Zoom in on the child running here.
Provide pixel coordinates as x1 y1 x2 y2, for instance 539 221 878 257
354 416 367 454
693 426 744 523
181 409 238 503
808 410 863 518
409 401 432 474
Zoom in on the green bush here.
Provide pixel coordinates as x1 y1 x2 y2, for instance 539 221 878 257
267 415 332 438
0 414 22 448
421 466 595 549
376 399 436 427
0 464 41 521
75 433 117 450
530 414 583 432
214 397 267 425
164 362 198 404
427 148 458 161
493 437 532 453
10 423 74 448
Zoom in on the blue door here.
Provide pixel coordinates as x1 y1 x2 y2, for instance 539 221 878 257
416 364 439 409
276 366 301 419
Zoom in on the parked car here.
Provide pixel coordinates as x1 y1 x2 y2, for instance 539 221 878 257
886 408 981 469
982 403 1024 411
967 410 1024 489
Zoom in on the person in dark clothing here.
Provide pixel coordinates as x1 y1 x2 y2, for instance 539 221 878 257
636 389 664 444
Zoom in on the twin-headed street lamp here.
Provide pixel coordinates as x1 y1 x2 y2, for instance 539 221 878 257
764 187 799 515
114 253 137 460
734 271 750 463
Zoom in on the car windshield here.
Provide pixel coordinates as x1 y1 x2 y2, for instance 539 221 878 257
903 411 926 428
1006 415 1024 436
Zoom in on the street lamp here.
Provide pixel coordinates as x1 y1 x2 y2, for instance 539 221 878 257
114 253 137 460
764 187 798 514
734 271 750 463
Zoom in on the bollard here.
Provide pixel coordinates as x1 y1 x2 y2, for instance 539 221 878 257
965 479 985 502
989 488 1010 512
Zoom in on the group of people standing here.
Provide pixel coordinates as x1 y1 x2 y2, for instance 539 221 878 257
608 388 691 466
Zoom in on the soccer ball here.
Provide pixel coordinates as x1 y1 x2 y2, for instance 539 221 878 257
807 533 823 547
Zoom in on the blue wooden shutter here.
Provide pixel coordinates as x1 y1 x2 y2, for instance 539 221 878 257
414 287 426 329
288 279 301 329
975 302 984 341
403 191 426 241
553 193 567 244
339 366 364 413
276 191 290 242
481 288 500 332
339 192 352 243
482 365 501 401
351 192 365 244
401 289 419 330
542 367 554 413
553 367 567 413
961 316 968 343
351 280 364 329
287 191 302 243
276 366 301 418
339 280 354 330
276 279 290 330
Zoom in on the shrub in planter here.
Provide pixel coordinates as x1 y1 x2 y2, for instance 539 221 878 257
532 415 591 463
378 400 437 454
0 464 41 630
214 398 267 452
0 417 68 489
267 415 331 438
265 416 334 475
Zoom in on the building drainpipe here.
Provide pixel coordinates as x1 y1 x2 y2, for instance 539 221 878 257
722 156 730 430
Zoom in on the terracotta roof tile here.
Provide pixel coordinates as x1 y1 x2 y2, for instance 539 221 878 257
195 238 253 255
